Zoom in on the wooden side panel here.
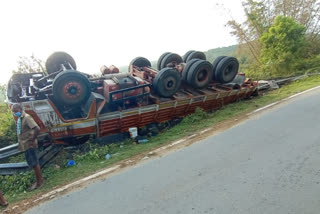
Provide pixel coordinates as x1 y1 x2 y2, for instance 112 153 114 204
96 83 258 138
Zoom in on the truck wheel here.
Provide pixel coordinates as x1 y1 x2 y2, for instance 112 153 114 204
153 68 181 97
157 52 171 70
129 57 151 70
160 53 183 70
215 57 239 84
53 71 91 106
182 50 195 62
187 60 213 88
45 52 77 75
186 51 206 63
212 56 226 81
181 59 200 82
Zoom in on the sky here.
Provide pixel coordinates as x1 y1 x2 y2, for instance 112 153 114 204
0 0 245 85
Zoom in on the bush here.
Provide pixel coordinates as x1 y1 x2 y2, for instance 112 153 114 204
244 53 320 80
74 144 110 162
260 16 306 76
0 172 33 195
0 104 17 148
295 54 320 74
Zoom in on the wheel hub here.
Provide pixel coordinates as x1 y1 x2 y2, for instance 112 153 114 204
197 69 208 82
64 81 82 99
164 77 176 90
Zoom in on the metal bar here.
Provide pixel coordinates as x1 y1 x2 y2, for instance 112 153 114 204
39 145 62 167
0 145 62 175
0 144 21 160
0 162 29 175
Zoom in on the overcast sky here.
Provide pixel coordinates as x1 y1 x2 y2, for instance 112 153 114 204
0 0 245 85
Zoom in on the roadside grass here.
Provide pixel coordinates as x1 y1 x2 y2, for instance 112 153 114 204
1 74 320 206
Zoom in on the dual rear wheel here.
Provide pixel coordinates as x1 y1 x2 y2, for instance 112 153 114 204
212 56 239 84
182 59 213 89
129 53 240 98
153 68 181 98
157 53 183 70
182 50 206 63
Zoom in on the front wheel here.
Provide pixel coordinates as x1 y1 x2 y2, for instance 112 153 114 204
52 71 91 106
45 52 77 74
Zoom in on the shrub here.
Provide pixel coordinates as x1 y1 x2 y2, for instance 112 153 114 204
0 104 17 148
0 172 33 195
74 144 110 162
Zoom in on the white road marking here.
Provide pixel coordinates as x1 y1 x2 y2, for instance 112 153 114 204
248 85 320 115
249 101 280 115
200 128 211 134
170 139 185 146
187 134 197 139
283 85 320 101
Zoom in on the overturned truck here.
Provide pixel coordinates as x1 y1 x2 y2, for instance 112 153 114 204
6 51 257 147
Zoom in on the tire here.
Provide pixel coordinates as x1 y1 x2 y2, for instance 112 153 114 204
129 57 151 70
160 53 183 70
182 50 195 62
186 51 206 63
181 59 200 82
186 60 213 88
157 52 171 70
53 71 91 106
215 57 239 84
153 68 181 97
45 52 77 75
212 56 227 81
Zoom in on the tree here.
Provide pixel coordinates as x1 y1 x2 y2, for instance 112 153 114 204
227 0 320 64
260 16 306 75
12 54 45 74
0 55 46 148
0 85 7 103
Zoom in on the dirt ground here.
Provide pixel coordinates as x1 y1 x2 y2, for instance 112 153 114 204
2 112 251 214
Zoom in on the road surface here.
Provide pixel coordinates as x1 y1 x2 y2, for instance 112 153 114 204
27 88 320 214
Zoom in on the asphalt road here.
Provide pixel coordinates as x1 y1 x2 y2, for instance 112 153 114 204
27 88 320 214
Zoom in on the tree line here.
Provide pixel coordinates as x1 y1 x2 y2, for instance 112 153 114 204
227 0 320 78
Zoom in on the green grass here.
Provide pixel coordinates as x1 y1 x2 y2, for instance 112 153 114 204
1 74 320 206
